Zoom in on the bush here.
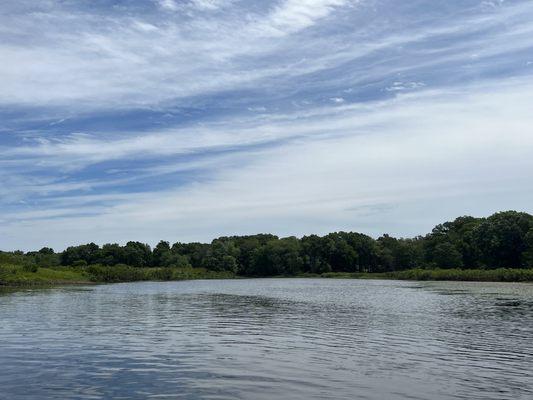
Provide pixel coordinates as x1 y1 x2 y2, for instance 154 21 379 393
86 264 146 282
22 264 38 273
0 265 11 281
385 268 533 282
0 252 28 266
148 268 175 281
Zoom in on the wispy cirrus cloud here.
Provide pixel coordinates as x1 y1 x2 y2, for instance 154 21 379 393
3 77 533 249
1 0 533 250
1 0 531 111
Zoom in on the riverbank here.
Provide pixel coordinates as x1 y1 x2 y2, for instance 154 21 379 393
317 268 533 282
0 265 91 287
0 264 235 287
2 264 533 288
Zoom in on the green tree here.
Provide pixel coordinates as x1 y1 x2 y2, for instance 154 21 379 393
153 241 172 267
203 238 240 271
250 237 303 276
61 243 101 266
432 242 464 269
473 211 533 268
99 243 126 265
123 241 152 267
376 235 423 271
172 242 210 268
521 229 533 267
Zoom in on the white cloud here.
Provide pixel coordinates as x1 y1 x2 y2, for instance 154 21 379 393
385 81 425 92
0 0 531 111
156 0 179 11
255 0 349 37
190 0 232 10
2 77 533 250
2 0 533 250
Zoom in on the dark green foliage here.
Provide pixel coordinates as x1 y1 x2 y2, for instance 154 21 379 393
87 264 146 283
34 248 60 267
148 267 175 281
423 216 481 268
153 241 171 266
22 263 38 273
376 235 424 271
472 211 533 268
524 229 533 265
123 241 152 267
249 237 303 276
0 251 33 265
4 210 533 277
384 268 533 282
99 243 126 266
431 242 464 269
203 238 240 272
61 243 101 266
171 242 210 268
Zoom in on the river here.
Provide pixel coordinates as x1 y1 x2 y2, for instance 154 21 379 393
1 279 532 399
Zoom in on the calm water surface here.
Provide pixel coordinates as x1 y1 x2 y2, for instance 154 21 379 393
1 279 532 399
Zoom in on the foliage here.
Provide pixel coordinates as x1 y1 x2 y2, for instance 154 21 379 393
85 264 235 283
86 264 147 283
2 210 533 280
0 265 88 286
22 263 39 273
384 268 533 282
472 211 533 268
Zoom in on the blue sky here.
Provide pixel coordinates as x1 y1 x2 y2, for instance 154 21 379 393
1 0 533 250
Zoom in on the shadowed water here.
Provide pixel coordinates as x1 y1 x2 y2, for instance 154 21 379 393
1 279 532 399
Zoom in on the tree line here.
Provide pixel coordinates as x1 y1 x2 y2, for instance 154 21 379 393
2 211 533 276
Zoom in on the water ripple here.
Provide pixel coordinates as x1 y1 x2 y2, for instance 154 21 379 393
1 279 532 399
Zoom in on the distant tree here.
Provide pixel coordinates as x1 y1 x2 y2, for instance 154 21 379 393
229 234 278 275
42 210 533 275
99 243 126 265
172 242 210 268
321 233 358 272
34 248 60 267
38 247 55 255
432 242 464 269
202 238 240 272
250 237 303 276
424 216 482 266
61 243 101 266
473 211 533 268
123 241 152 267
153 241 172 267
377 235 423 271
523 229 533 267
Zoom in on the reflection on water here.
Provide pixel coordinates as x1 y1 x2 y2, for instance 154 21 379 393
1 279 532 399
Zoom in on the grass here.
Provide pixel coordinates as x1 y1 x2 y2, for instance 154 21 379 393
0 264 90 286
0 264 235 287
319 268 533 282
2 264 533 288
86 264 235 283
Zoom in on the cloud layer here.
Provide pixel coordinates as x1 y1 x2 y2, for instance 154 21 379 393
1 0 533 250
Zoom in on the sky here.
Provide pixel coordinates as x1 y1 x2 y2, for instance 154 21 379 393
1 0 533 251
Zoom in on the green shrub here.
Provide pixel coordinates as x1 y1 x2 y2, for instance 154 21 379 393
148 268 175 281
86 264 146 282
383 268 533 282
22 264 38 273
0 252 28 266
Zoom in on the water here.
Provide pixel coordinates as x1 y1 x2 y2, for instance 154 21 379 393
1 279 532 400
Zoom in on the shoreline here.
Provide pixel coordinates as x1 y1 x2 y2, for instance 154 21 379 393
2 266 533 289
